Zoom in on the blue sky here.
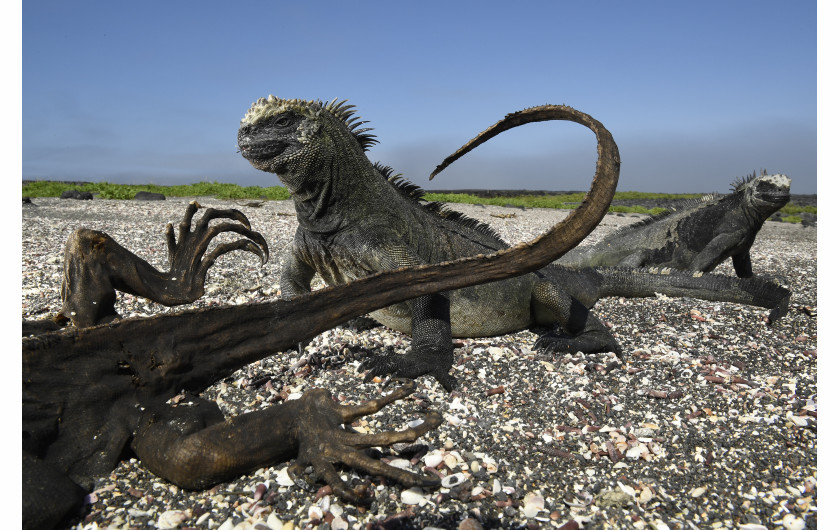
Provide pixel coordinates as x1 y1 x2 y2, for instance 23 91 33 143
22 1 817 193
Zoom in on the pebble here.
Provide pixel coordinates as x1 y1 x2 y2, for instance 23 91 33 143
781 514 806 530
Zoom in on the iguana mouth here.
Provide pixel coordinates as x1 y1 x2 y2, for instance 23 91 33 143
237 136 287 161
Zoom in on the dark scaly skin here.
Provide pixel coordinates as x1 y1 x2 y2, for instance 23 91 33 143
23 102 621 529
557 172 792 277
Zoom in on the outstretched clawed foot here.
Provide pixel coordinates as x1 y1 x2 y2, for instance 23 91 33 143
289 381 443 504
162 201 269 302
59 202 270 327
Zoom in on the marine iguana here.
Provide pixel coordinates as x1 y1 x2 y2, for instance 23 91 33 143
237 98 789 390
557 172 792 277
23 134 622 530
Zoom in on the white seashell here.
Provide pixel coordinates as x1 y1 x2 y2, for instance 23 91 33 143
308 505 323 520
423 451 444 468
689 486 707 498
639 487 653 503
441 472 466 488
491 479 501 494
483 455 498 473
264 513 285 530
387 458 412 470
789 415 808 427
625 445 645 460
217 517 235 530
522 491 545 518
400 487 430 505
157 510 189 529
407 418 424 428
331 517 349 530
275 466 295 486
443 453 461 469
782 514 805 530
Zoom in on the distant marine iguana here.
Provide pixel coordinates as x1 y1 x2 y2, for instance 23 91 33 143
237 98 789 390
557 172 791 277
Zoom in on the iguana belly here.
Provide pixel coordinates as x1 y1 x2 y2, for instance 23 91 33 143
371 277 535 338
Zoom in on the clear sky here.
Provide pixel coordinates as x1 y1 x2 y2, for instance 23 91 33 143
22 1 816 194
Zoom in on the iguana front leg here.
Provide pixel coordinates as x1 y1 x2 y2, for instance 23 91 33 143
684 232 744 275
59 202 269 327
363 293 458 391
731 251 754 278
131 382 442 503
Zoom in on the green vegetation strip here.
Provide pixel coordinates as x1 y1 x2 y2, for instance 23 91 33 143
21 181 291 200
22 181 814 219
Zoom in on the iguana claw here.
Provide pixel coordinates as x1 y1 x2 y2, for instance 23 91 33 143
58 202 270 327
164 201 270 296
289 382 443 504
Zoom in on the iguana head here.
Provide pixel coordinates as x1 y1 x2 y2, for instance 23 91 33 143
733 172 791 217
237 97 377 186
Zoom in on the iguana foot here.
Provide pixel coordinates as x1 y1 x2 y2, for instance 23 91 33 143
162 201 270 302
288 381 443 503
132 383 442 504
60 202 270 327
361 349 458 391
534 329 623 355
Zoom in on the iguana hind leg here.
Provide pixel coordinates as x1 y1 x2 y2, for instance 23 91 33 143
60 202 269 327
531 279 622 355
131 382 441 504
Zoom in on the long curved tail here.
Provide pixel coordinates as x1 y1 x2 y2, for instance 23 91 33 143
430 104 620 265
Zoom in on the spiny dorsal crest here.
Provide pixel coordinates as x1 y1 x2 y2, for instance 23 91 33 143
730 170 790 193
371 162 507 246
241 96 379 151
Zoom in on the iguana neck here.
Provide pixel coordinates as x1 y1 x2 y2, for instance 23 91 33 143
283 153 388 235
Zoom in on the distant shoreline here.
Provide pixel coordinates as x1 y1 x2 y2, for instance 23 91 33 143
21 180 817 201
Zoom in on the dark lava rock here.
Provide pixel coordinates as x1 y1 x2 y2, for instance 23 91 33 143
60 190 93 200
133 191 166 201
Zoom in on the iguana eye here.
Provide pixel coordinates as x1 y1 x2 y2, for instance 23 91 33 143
273 115 292 127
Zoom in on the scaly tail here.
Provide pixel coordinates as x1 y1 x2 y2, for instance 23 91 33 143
594 267 790 325
430 104 620 264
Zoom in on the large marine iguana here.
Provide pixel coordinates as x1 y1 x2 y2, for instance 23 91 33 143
236 98 789 391
556 172 791 277
23 124 622 530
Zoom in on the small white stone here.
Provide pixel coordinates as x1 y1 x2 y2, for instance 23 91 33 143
781 514 805 530
689 486 707 498
400 487 430 505
387 458 412 470
639 487 653 504
423 451 444 468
